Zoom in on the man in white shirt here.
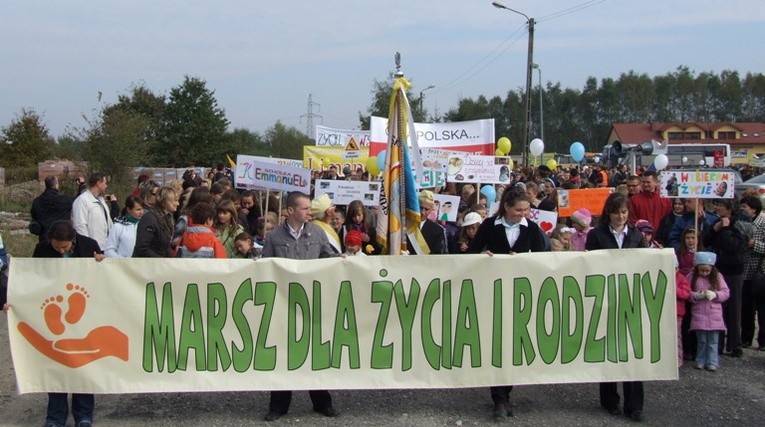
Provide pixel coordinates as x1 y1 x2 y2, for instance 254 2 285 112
71 172 113 248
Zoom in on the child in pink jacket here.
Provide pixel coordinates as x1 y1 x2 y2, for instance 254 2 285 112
687 252 730 371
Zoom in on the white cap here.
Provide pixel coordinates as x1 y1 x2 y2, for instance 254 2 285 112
462 212 482 227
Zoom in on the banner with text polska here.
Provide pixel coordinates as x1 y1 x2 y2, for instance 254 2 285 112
369 116 496 156
8 250 677 394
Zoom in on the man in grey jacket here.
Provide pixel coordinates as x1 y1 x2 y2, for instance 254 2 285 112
261 191 338 421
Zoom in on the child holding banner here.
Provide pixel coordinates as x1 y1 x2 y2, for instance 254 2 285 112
689 252 730 371
450 212 481 254
585 192 647 422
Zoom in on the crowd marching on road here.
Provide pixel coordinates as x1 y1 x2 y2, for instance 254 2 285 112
2 161 765 426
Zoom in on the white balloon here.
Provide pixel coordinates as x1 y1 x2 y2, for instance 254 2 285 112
654 154 669 170
698 159 706 166
530 138 545 157
593 156 601 163
681 156 688 164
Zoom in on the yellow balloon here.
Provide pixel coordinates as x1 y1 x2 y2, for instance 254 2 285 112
495 148 504 156
497 137 512 154
322 157 332 167
507 158 514 170
366 156 381 175
546 159 558 170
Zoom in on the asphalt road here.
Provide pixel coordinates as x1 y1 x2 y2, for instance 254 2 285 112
1 315 764 426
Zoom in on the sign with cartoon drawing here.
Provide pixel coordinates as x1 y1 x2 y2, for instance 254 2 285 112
430 194 460 222
659 170 734 199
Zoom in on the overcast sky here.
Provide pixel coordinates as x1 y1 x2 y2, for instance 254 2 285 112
2 0 764 140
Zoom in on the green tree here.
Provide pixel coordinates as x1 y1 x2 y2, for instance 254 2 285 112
85 109 150 188
263 121 312 159
742 72 765 121
105 83 166 166
227 127 268 157
55 134 87 160
716 70 743 121
359 75 429 129
158 76 230 167
0 109 55 168
443 92 523 155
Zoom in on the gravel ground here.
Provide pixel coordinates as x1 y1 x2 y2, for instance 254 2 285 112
1 315 764 426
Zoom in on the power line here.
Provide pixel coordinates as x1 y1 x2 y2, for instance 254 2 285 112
436 25 526 93
434 0 608 94
538 0 606 22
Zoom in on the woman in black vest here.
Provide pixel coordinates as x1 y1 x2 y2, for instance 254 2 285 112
468 185 547 421
585 192 647 422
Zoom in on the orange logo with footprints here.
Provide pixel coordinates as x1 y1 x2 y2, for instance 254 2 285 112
17 283 129 368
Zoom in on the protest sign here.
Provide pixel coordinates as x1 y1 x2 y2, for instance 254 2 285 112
659 170 735 198
314 179 381 207
8 251 677 394
529 208 559 235
235 155 310 193
415 148 450 189
303 146 369 172
369 117 495 156
445 153 512 185
431 194 460 222
315 125 370 147
557 189 614 217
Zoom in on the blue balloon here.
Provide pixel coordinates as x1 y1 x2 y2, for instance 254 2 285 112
570 142 585 163
377 150 387 171
480 184 497 203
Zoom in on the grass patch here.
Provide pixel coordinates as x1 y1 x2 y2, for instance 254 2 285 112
2 229 37 258
0 198 30 213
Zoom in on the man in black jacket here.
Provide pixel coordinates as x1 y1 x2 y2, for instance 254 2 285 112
30 176 81 243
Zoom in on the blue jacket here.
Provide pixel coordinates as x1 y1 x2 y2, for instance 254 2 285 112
668 210 719 250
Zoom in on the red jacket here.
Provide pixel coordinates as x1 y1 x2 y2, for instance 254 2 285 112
174 225 228 258
675 271 692 319
629 190 672 229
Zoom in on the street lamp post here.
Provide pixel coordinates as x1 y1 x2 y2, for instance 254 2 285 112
532 63 543 142
492 1 535 167
419 85 435 118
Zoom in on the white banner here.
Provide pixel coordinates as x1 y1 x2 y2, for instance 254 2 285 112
659 170 735 198
314 179 381 207
445 153 512 185
315 125 371 147
235 154 310 192
369 117 495 156
8 251 677 394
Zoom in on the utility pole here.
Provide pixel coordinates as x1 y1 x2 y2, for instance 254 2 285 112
300 94 323 139
492 1 535 167
523 18 535 167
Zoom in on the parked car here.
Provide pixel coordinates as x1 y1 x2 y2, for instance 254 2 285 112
736 173 765 203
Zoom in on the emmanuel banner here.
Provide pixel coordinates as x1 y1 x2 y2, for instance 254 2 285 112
8 250 677 394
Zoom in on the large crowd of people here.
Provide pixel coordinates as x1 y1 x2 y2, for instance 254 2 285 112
2 160 764 426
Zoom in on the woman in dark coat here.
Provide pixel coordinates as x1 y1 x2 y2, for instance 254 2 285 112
585 192 647 422
468 185 547 421
34 220 104 427
133 186 179 258
468 186 547 256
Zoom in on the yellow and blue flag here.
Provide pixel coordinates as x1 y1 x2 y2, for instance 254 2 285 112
376 77 428 255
